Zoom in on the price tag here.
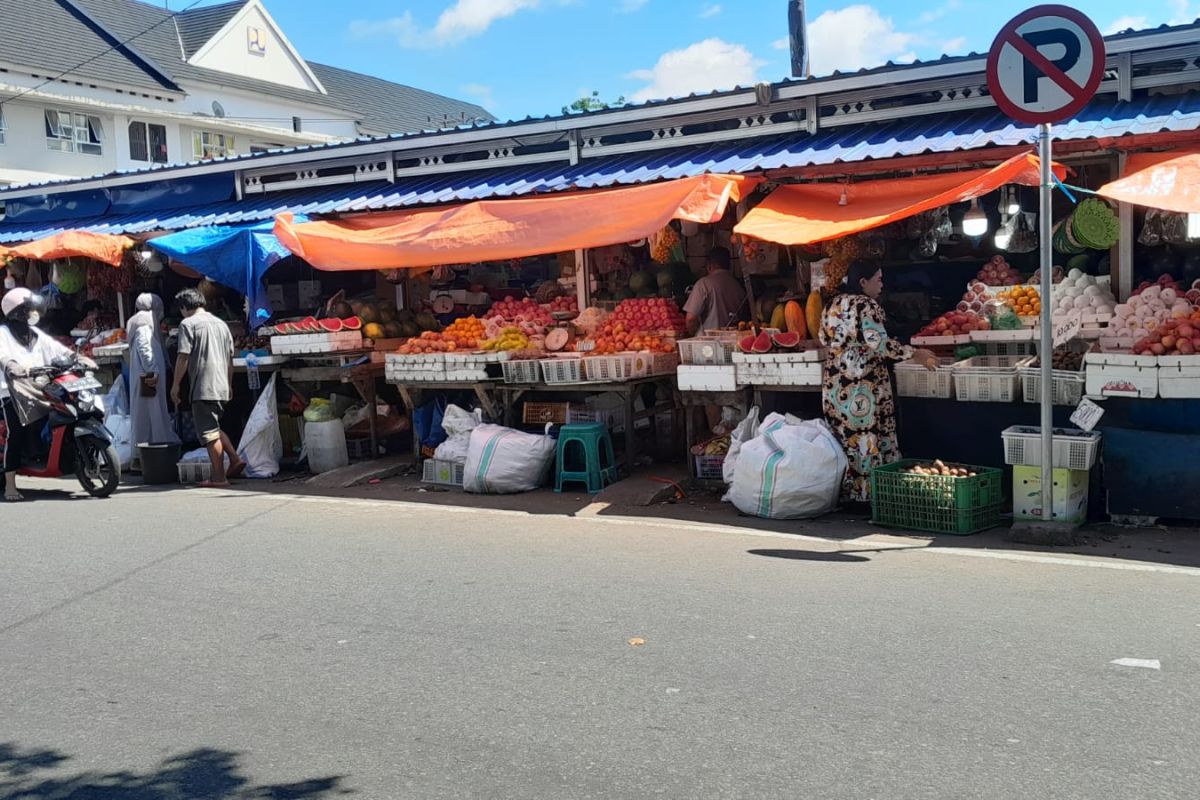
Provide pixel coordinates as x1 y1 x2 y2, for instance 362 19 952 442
1070 397 1105 432
1053 311 1083 349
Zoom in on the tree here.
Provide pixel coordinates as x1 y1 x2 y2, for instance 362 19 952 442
562 90 626 115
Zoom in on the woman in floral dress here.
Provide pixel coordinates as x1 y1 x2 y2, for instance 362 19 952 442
819 262 938 503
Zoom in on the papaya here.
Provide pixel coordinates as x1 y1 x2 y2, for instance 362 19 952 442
805 290 823 340
769 303 788 331
784 300 807 338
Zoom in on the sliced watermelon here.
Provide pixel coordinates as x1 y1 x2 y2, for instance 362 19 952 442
277 322 296 335
301 316 319 332
341 316 362 331
319 318 344 333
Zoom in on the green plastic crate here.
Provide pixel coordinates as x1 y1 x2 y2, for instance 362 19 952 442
870 459 1003 535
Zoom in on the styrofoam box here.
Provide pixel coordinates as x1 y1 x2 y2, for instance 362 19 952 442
271 331 363 355
969 329 1034 343
1157 354 1200 399
731 347 823 364
735 363 822 386
1084 352 1158 399
677 365 740 392
912 334 971 347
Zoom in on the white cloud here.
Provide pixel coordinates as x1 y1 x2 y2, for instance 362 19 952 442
918 0 960 24
618 0 648 12
349 0 545 47
461 82 496 110
1168 0 1196 24
807 5 917 74
699 3 722 18
940 36 967 55
627 38 764 102
771 37 789 51
1105 15 1149 34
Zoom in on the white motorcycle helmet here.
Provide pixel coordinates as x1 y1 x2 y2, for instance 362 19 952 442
2 288 47 325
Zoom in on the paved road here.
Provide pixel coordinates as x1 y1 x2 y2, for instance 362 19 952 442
2 481 1198 799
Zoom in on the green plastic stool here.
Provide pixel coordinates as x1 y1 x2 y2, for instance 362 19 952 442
555 423 618 494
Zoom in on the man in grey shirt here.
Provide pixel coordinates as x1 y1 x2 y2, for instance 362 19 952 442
171 288 245 487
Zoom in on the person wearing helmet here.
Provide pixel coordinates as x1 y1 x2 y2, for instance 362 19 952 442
0 287 74 500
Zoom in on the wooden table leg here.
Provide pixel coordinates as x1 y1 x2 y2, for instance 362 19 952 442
473 384 498 421
623 387 636 473
396 385 420 463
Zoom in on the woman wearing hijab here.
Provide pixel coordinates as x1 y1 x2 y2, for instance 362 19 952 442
126 293 179 469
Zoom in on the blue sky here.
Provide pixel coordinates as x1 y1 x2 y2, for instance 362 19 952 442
173 0 1198 121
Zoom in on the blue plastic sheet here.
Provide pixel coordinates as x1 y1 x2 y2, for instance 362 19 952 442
147 216 307 329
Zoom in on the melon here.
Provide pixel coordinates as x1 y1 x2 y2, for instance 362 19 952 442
363 322 385 340
805 291 824 340
319 318 343 332
545 327 572 352
738 335 758 354
751 331 773 354
771 332 801 349
784 300 807 338
342 316 362 331
359 304 380 324
382 321 404 338
628 270 654 295
656 267 675 290
329 301 354 319
769 304 787 331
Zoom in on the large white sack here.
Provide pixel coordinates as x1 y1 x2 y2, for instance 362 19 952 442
434 404 483 464
463 424 556 494
236 373 283 478
721 405 760 485
728 413 847 519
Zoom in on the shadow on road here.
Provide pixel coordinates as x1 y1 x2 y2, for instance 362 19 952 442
0 742 350 799
747 548 871 563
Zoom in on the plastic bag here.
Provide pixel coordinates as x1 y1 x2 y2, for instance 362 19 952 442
303 397 335 423
721 406 760 485
727 414 847 519
235 373 282 478
433 404 482 464
102 380 132 468
462 424 557 494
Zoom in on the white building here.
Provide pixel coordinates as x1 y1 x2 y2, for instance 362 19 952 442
0 0 493 186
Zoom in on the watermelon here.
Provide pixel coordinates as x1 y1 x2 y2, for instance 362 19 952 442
319 318 344 332
628 270 654 294
751 332 773 354
771 332 800 349
300 316 318 332
656 267 675 290
738 335 758 354
342 316 363 331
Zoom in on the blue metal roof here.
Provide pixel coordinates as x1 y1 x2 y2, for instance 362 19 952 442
1 92 1197 244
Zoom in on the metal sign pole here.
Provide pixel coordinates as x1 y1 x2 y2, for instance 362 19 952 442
1038 122 1055 516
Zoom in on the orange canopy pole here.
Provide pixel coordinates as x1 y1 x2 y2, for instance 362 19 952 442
734 153 1063 246
1098 149 1200 214
274 174 758 271
7 231 134 267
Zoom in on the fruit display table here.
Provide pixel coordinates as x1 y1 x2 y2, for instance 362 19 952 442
281 358 386 456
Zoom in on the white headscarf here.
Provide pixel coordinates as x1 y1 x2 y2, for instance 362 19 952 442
127 293 165 347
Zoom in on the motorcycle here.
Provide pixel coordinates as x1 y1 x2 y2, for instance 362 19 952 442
1 354 120 498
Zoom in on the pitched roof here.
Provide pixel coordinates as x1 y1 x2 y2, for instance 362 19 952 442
308 62 492 136
2 0 492 134
175 0 243 59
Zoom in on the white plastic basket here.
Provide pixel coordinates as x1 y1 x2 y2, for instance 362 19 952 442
1019 366 1086 406
177 460 212 484
540 356 590 384
678 337 733 365
980 340 1037 357
585 353 649 382
1001 425 1101 471
951 356 1023 403
501 359 542 384
894 359 956 399
422 458 465 487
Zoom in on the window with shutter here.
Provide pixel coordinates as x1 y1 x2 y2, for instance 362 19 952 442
129 121 149 162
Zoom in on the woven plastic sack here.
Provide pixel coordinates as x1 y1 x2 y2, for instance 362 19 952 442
463 424 556 494
727 413 847 519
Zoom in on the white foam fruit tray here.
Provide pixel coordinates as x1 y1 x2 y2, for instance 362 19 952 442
271 331 363 355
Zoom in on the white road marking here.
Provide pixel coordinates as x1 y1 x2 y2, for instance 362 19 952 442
188 488 1200 577
1111 658 1162 670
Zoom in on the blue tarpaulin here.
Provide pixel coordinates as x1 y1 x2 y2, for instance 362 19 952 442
147 216 307 329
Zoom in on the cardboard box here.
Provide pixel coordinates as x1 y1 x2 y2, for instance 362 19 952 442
1012 465 1090 524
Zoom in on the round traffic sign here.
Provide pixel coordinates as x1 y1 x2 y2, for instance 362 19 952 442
986 5 1106 125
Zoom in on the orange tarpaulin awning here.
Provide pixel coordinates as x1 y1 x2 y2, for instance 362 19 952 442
6 231 134 267
273 174 758 271
1097 148 1200 214
734 153 1062 246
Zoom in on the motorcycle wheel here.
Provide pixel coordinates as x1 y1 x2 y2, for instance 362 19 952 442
76 436 121 498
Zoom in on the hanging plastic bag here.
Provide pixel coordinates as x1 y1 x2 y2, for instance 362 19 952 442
721 406 760 485
434 404 482 464
727 413 847 519
462 424 557 494
236 373 282 478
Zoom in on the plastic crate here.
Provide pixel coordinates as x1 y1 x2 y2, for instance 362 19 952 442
951 356 1023 402
645 351 680 376
678 337 733 365
694 454 726 481
870 459 1003 535
895 359 956 399
585 353 648 382
422 458 465 487
980 340 1037 357
346 437 374 460
1018 366 1086 406
523 402 571 425
566 404 627 433
177 460 212 484
1000 425 1101 471
501 359 542 384
540 356 590 384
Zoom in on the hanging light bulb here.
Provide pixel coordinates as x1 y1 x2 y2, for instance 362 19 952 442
1188 212 1200 240
994 229 1012 250
838 185 848 206
1006 187 1021 216
962 198 989 237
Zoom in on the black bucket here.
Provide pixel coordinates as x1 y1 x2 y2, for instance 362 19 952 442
138 443 181 485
